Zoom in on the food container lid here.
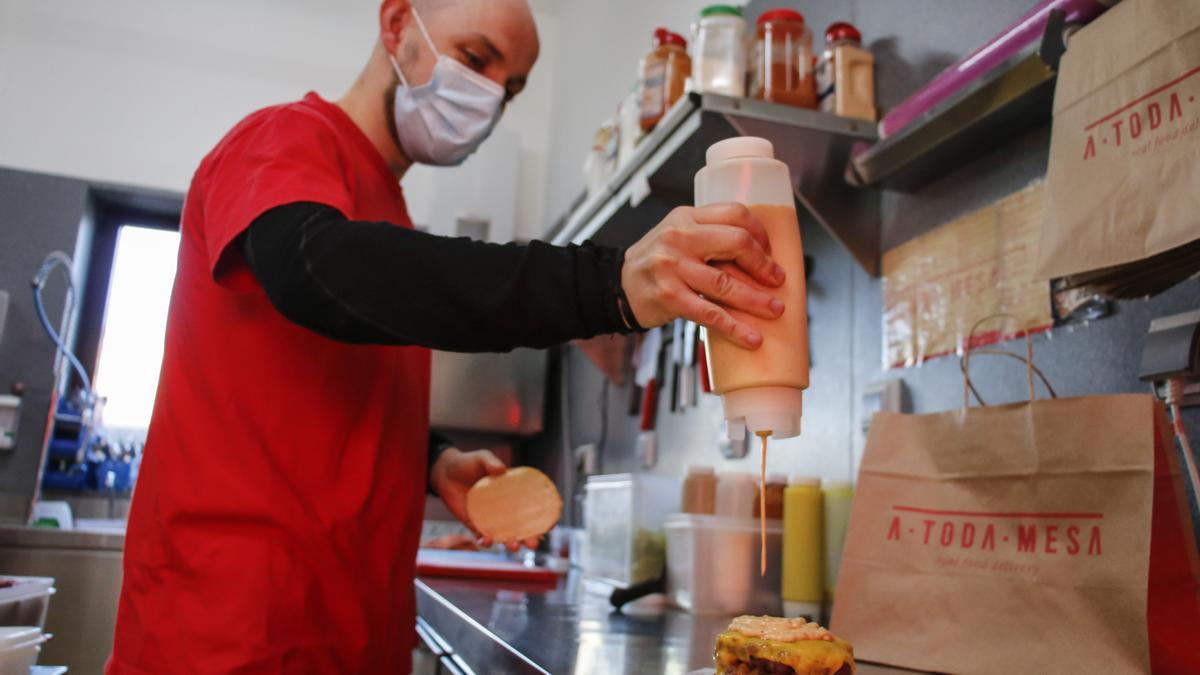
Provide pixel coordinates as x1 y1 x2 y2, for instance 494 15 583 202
788 475 820 487
654 27 688 48
666 512 783 533
701 4 743 18
767 472 789 485
685 465 715 476
757 8 805 26
0 627 46 651
825 21 862 44
822 479 853 490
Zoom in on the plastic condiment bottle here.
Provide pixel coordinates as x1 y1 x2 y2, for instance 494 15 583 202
696 137 809 441
816 22 876 121
782 476 823 619
714 472 758 518
752 9 817 109
821 479 853 603
692 5 747 97
682 465 717 514
753 472 788 519
640 28 692 132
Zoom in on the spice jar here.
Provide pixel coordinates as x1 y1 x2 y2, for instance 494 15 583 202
816 22 876 121
752 9 817 109
692 5 747 97
714 472 758 518
682 465 717 514
640 28 692 132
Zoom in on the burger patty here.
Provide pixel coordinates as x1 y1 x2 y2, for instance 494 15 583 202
720 656 798 674
720 656 854 675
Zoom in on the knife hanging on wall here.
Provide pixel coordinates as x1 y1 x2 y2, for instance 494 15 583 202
682 320 698 407
669 319 684 413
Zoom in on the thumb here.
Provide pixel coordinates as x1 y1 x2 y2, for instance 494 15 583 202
476 450 507 477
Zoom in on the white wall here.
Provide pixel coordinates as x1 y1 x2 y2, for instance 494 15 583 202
540 0 718 227
0 0 557 241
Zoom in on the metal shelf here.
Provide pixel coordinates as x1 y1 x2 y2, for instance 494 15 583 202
550 92 882 275
850 10 1067 192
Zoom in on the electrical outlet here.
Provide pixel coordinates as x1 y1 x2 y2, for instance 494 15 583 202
0 395 20 451
861 379 904 437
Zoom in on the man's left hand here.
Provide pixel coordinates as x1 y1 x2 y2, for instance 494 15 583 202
429 448 541 552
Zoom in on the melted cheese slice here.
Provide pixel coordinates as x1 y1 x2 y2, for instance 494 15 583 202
715 616 855 675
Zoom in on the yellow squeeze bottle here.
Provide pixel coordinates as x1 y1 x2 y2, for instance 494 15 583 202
782 477 823 619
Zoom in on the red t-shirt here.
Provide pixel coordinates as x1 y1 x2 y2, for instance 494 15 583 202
109 93 429 674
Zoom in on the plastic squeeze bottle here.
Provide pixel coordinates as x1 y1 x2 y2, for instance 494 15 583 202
821 479 854 603
696 137 809 441
782 476 823 620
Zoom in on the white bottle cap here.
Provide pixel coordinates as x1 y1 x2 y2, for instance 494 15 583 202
789 475 821 487
783 600 823 621
722 386 803 440
717 471 756 485
822 479 853 490
706 136 774 165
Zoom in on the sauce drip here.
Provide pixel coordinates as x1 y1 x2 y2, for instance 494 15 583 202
757 431 770 576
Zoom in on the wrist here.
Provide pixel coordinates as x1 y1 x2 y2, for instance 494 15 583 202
430 446 462 494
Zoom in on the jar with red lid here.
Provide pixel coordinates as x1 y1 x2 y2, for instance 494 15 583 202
816 21 876 121
751 9 817 109
639 27 692 132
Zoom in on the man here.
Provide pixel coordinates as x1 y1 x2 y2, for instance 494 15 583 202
108 0 787 672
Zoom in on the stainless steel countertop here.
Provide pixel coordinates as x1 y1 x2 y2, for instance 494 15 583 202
417 566 923 675
0 524 124 551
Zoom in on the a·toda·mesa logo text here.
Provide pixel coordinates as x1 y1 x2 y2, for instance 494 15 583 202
885 505 1103 556
1081 64 1200 160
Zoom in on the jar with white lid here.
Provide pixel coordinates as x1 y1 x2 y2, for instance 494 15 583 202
692 4 748 97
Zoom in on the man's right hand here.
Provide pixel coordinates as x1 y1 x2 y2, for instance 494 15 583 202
621 203 786 349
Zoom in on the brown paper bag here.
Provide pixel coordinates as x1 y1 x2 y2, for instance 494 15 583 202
832 390 1200 674
1038 0 1200 280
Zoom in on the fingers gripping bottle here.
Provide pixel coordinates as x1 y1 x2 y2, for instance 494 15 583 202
696 137 809 441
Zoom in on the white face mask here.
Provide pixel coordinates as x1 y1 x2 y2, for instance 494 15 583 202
387 9 505 167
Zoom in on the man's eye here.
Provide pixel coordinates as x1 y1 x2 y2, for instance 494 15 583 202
461 50 486 71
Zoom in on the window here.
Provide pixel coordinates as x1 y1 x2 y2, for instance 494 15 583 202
92 226 180 432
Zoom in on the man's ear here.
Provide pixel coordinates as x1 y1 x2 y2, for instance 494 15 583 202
379 0 413 53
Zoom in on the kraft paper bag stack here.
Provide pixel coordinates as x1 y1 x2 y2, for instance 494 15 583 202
1038 0 1200 297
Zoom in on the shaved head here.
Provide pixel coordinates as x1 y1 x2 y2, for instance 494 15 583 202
337 0 541 177
392 0 539 103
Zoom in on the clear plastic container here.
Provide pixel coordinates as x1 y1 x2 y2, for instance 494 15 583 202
0 577 55 629
0 627 47 675
752 9 817 108
692 5 747 97
582 474 681 587
665 514 783 615
696 137 809 440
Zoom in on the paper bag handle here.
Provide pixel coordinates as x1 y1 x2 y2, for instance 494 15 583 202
961 314 1058 408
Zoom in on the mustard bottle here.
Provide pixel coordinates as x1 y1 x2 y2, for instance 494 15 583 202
782 476 823 619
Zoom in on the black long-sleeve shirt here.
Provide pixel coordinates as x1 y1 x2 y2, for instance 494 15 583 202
239 201 642 476
240 201 640 353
